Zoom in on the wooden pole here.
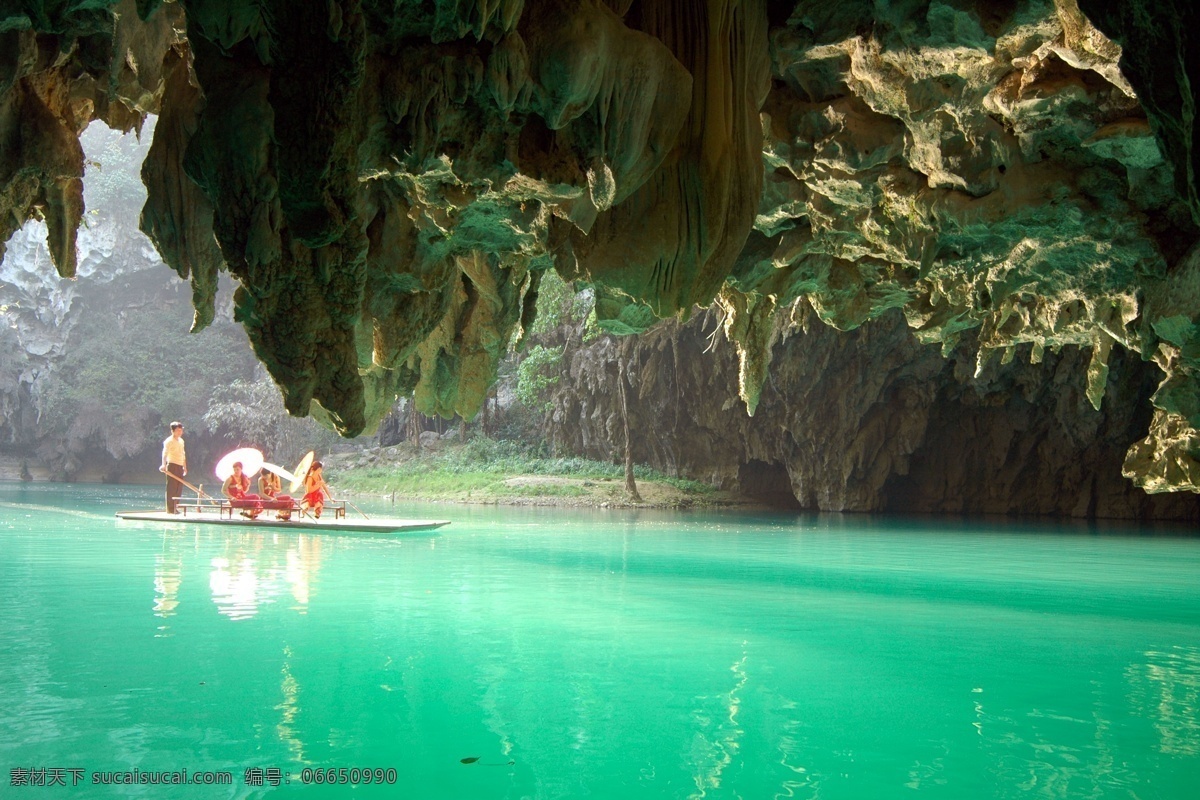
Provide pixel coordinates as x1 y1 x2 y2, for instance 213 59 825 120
159 467 216 499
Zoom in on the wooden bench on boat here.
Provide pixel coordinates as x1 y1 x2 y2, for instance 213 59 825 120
176 496 347 520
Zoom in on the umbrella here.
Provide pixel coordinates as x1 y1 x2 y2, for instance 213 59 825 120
215 447 265 481
262 462 296 485
289 451 314 494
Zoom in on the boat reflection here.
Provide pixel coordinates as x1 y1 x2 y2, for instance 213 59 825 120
207 533 326 620
286 536 323 610
152 550 182 634
209 556 261 620
149 527 333 624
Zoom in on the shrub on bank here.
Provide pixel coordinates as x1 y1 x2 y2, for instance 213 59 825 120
334 435 712 499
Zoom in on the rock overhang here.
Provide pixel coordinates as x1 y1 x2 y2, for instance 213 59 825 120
1 0 1199 493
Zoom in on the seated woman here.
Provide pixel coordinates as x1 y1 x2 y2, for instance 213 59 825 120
222 461 263 519
300 460 328 519
257 469 294 521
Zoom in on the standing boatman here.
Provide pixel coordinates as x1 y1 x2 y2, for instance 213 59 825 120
161 421 187 513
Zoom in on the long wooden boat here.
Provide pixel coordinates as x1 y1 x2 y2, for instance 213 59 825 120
115 510 450 534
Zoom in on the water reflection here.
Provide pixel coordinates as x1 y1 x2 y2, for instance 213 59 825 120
904 742 948 791
689 648 748 799
285 536 324 610
276 645 307 764
206 534 326 620
477 660 516 768
1126 645 1200 756
152 550 182 630
772 700 821 800
983 696 1138 797
209 556 261 620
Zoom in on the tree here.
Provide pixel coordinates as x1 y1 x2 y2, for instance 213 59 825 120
618 336 642 503
514 344 564 412
203 371 346 466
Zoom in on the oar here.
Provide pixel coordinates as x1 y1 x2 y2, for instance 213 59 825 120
159 467 216 499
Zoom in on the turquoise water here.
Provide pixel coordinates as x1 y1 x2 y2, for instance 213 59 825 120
1 482 1198 799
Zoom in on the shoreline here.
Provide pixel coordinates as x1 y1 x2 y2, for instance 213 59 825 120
320 440 758 511
334 473 757 510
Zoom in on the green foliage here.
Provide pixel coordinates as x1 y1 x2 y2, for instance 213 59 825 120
497 273 597 429
527 269 576 336
568 286 603 343
571 286 594 321
526 270 597 337
339 468 500 497
581 308 603 343
204 376 286 445
514 344 563 411
337 436 714 498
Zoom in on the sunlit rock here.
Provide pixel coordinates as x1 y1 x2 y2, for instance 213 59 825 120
730 0 1200 495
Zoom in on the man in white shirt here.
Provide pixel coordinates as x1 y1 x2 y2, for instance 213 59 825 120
161 421 187 513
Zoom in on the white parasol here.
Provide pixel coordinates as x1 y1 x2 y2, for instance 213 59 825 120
289 451 314 494
215 447 264 481
262 462 296 485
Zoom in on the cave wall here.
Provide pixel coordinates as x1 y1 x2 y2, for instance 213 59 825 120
2 0 1200 496
547 308 1200 519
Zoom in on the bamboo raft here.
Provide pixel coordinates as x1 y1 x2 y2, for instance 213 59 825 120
116 503 450 534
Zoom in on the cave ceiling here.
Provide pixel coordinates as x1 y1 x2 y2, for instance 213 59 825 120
1 0 1199 494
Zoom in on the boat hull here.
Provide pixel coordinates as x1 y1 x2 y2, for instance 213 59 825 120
116 510 450 534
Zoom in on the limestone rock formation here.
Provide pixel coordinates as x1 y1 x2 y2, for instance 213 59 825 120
729 0 1200 496
1 0 1200 496
0 213 163 440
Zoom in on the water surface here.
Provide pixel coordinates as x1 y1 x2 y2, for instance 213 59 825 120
2 482 1198 798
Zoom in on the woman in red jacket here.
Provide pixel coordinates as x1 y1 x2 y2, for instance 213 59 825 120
258 470 294 521
222 462 263 519
301 460 328 519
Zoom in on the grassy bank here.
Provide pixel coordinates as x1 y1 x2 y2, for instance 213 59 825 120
327 437 740 509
